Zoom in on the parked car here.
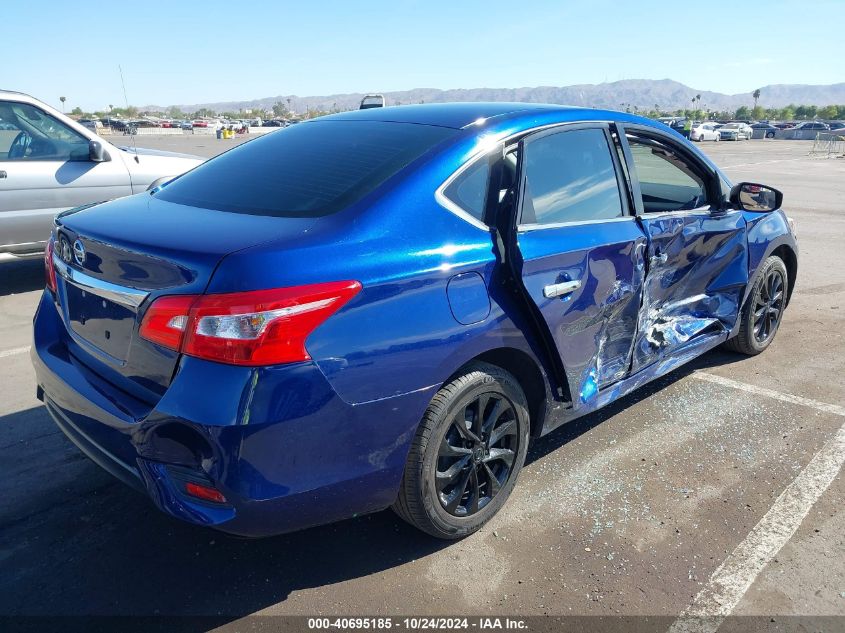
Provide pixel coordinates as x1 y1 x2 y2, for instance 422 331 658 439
360 94 386 109
794 121 829 131
32 103 797 539
180 121 194 130
719 122 753 140
101 117 128 131
129 119 159 129
262 119 286 127
690 122 720 141
77 119 103 132
0 90 203 258
751 122 778 138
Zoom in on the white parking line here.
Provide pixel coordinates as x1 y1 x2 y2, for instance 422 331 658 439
0 345 31 359
669 373 845 633
692 372 845 417
720 157 807 169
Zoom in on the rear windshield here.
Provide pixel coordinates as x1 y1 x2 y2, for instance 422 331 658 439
155 120 454 217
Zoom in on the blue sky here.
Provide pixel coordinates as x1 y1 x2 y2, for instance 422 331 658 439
6 0 843 111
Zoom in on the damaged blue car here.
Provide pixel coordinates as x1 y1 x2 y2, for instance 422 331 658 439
32 104 797 539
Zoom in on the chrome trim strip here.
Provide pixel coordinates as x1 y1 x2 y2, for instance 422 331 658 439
433 187 491 231
53 254 149 309
634 205 717 219
518 215 635 232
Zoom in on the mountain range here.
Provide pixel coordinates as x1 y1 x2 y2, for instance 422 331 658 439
146 79 845 114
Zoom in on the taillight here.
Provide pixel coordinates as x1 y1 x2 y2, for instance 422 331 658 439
139 281 361 366
44 236 57 292
138 295 196 350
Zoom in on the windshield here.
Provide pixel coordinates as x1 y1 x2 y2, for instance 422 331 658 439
155 120 455 217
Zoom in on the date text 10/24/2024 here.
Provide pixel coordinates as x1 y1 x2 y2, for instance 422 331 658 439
307 617 528 630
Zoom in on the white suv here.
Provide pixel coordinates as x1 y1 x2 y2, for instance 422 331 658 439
0 90 203 258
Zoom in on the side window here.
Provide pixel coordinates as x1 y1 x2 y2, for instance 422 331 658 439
521 128 624 225
625 135 709 213
442 157 490 224
0 101 89 162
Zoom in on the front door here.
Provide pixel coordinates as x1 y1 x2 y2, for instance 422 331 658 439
0 99 131 253
512 124 647 409
618 126 749 372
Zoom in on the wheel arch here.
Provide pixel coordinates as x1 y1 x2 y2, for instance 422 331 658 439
771 244 797 306
447 347 549 438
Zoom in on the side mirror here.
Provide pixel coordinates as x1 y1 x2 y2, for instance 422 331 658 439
89 139 109 163
729 182 783 212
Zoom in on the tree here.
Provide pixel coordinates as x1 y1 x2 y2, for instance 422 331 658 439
818 105 838 120
780 106 794 121
752 89 761 108
735 105 751 119
751 105 766 121
272 101 287 117
59 96 66 113
70 107 83 115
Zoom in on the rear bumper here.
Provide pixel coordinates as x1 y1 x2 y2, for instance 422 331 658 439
43 396 145 493
32 290 435 537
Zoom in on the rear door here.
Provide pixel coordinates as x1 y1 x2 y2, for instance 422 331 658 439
0 99 131 253
618 126 748 372
511 124 647 409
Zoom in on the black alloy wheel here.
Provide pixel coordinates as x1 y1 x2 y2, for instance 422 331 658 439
724 255 788 355
753 267 785 344
436 392 519 517
392 362 530 539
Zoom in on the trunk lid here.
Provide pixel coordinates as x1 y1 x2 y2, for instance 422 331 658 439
53 193 317 403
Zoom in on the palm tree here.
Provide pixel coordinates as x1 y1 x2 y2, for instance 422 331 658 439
753 89 761 108
108 104 114 112
59 96 66 113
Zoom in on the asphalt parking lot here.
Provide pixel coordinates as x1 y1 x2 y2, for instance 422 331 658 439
0 137 842 629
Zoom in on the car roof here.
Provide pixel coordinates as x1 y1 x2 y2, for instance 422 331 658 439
0 89 37 102
318 102 578 129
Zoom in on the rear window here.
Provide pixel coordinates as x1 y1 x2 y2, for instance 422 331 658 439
155 120 454 217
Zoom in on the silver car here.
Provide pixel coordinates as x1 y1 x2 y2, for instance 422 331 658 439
718 122 753 141
0 91 203 258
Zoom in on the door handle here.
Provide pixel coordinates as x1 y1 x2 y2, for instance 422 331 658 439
0 170 6 179
543 279 581 298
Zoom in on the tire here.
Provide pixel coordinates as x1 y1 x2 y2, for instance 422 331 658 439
724 255 788 355
766 131 775 139
392 362 530 539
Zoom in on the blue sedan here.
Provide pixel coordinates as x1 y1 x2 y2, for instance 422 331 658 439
32 103 798 539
